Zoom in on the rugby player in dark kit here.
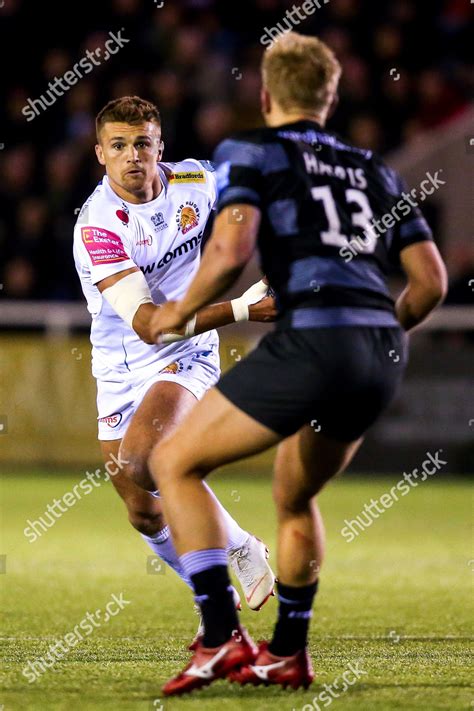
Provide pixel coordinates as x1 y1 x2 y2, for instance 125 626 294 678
143 31 447 695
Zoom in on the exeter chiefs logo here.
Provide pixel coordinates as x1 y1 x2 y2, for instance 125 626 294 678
176 201 200 235
160 360 184 375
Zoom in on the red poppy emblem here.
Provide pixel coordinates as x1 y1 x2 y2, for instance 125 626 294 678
116 209 129 224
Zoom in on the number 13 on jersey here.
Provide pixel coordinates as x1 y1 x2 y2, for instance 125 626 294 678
311 186 377 253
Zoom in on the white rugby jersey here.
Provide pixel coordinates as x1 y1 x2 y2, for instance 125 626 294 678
73 159 219 375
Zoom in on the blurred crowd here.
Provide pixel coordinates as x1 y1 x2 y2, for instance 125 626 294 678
0 0 472 300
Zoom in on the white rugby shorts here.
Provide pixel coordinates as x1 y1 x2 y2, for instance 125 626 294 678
95 345 220 440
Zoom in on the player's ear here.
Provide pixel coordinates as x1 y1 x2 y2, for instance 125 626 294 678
95 143 106 166
260 87 271 117
158 139 164 160
327 91 339 120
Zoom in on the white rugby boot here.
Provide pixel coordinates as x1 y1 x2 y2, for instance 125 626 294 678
229 535 275 611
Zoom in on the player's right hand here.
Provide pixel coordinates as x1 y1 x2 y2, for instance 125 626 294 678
248 295 278 322
150 301 188 342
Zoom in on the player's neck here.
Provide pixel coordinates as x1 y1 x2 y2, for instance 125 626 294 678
108 172 163 204
265 110 326 129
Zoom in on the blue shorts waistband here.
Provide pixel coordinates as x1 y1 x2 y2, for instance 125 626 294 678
279 306 400 329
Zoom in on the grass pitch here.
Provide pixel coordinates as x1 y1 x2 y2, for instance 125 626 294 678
0 470 472 710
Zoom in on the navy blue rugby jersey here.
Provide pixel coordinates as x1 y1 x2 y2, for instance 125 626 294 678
213 120 434 328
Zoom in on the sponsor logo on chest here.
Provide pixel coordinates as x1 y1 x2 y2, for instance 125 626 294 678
139 229 204 275
136 235 153 247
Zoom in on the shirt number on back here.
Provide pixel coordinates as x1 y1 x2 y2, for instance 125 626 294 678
311 186 376 253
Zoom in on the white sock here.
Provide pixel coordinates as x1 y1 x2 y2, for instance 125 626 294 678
141 527 192 589
204 482 250 551
141 485 249 582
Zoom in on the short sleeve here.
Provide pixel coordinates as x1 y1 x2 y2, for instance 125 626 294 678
197 160 218 210
387 173 434 265
212 138 265 212
74 224 135 285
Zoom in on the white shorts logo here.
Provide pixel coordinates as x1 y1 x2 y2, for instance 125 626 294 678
98 413 123 428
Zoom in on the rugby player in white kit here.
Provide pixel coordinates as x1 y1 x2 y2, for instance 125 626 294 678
73 96 275 620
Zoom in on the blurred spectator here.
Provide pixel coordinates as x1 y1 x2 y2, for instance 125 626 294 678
414 69 467 129
0 0 471 300
2 257 37 299
348 114 385 153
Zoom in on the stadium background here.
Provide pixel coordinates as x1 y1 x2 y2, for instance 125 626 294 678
0 0 473 471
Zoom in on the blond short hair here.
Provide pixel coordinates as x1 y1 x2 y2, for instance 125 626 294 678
262 32 341 114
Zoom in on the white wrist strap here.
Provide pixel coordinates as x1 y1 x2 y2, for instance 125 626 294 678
185 314 197 337
231 279 269 323
160 314 197 344
230 298 249 322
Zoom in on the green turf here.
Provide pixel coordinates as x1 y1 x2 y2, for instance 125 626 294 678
0 470 472 710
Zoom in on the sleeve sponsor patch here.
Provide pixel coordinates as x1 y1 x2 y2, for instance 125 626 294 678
81 226 129 266
169 171 206 184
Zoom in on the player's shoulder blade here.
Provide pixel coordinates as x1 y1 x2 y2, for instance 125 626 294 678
213 129 271 179
215 127 270 156
368 152 404 196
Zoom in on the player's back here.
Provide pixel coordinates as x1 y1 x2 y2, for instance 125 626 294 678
214 120 433 329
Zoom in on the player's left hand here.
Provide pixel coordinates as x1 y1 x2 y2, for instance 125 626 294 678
150 301 188 342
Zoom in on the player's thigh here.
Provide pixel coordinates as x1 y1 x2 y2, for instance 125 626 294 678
153 387 282 479
273 426 363 508
100 438 163 515
121 380 197 458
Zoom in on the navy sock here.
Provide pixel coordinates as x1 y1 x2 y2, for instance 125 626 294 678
181 549 239 648
269 580 319 656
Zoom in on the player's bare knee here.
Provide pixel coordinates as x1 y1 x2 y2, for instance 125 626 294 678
149 438 203 491
121 453 155 491
273 480 313 516
127 507 165 536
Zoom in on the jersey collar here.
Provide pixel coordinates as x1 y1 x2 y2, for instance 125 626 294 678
103 167 168 209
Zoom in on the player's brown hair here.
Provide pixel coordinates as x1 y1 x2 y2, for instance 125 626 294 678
262 32 341 115
95 96 161 140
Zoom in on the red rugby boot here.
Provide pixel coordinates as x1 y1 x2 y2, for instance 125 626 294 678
163 627 257 696
228 641 314 689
